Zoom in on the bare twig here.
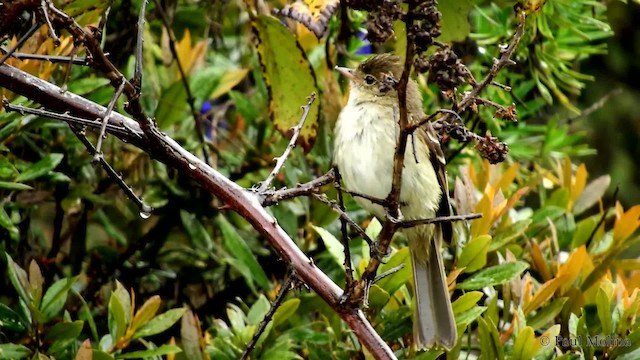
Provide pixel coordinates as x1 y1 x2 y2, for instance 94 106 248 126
0 49 88 65
240 269 297 360
260 168 335 206
72 127 152 216
154 0 210 165
94 78 126 158
334 169 355 297
40 0 60 45
258 93 316 193
312 193 374 248
397 213 482 229
132 0 148 93
1 102 142 140
373 264 404 283
0 23 39 66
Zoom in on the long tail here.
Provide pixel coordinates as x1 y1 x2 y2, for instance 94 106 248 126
411 239 457 350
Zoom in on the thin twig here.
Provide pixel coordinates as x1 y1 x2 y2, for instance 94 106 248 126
71 127 152 215
373 264 404 283
94 78 126 159
0 23 39 66
411 108 463 132
312 193 374 248
132 0 148 93
334 169 355 297
0 49 88 65
260 169 335 206
258 93 316 193
396 213 482 229
40 0 60 45
154 0 210 165
1 102 142 139
240 269 297 360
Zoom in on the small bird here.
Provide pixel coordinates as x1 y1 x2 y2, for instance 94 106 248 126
333 54 457 350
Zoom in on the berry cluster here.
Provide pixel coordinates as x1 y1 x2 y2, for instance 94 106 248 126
347 0 402 43
426 47 467 92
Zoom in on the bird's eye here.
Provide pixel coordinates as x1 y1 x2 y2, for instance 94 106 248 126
364 75 377 85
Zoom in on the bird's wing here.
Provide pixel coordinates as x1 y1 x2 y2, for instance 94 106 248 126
418 122 453 245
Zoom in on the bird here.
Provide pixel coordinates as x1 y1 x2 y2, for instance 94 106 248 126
333 53 457 350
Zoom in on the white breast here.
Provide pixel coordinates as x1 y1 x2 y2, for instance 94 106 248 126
333 95 441 221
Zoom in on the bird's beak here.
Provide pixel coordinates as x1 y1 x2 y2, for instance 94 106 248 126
335 66 355 80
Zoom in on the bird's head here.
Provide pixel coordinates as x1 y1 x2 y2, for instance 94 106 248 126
335 54 403 101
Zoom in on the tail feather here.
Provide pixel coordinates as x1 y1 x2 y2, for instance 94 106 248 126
412 240 457 350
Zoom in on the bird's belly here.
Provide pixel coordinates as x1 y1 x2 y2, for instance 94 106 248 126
334 104 441 221
335 124 395 218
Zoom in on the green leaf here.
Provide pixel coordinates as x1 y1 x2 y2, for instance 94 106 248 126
108 290 127 341
368 284 390 309
0 303 27 333
180 310 204 360
75 290 99 342
132 308 186 339
477 317 504 360
312 225 344 268
0 343 31 359
452 291 483 315
456 306 486 329
458 235 491 272
6 253 31 304
376 247 411 295
115 344 182 359
0 118 21 142
247 295 270 325
596 288 612 335
272 298 300 327
252 15 319 152
41 276 79 321
438 0 473 42
511 326 542 360
527 297 568 330
28 260 43 309
490 219 532 251
217 215 270 292
91 350 115 360
155 80 189 128
0 206 18 240
0 181 33 190
43 320 84 342
15 153 64 182
458 261 529 290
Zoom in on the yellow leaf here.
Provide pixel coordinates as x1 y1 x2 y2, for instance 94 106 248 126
210 69 250 100
523 274 570 315
253 15 319 152
568 163 587 211
494 162 519 193
530 240 551 282
613 205 640 242
557 246 587 295
471 184 496 237
131 295 162 331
